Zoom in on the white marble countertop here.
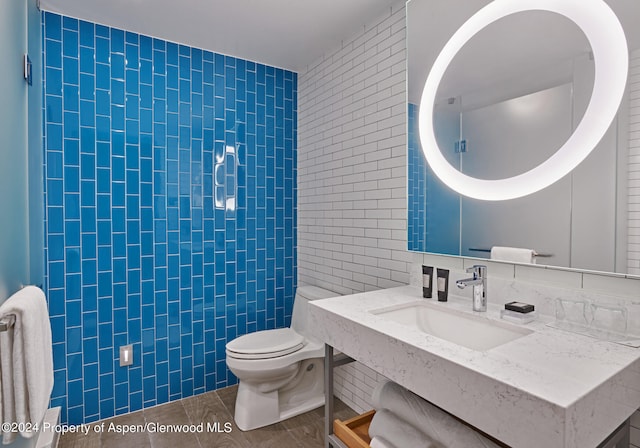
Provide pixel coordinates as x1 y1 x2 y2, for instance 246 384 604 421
309 285 640 448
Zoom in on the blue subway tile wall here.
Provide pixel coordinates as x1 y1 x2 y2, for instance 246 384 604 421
42 12 297 424
407 103 460 255
407 103 427 251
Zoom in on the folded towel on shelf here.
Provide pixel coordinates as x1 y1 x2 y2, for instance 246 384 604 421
370 436 396 448
369 408 440 448
371 381 502 448
490 246 536 264
0 286 53 444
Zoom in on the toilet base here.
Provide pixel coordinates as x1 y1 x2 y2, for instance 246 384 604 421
233 358 325 431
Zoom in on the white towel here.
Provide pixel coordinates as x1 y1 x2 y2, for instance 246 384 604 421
0 321 15 442
0 286 53 444
368 409 440 448
490 246 535 264
371 381 501 448
370 436 396 448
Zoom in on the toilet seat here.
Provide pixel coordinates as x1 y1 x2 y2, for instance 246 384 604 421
226 328 305 360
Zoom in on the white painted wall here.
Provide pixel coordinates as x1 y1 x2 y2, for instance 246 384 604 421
0 0 44 444
28 0 43 290
0 0 31 302
0 0 42 299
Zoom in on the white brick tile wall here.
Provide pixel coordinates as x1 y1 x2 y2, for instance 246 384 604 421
298 1 408 296
629 49 640 276
634 206 640 438
297 1 407 412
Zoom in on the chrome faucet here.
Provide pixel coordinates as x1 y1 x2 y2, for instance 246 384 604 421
456 265 487 312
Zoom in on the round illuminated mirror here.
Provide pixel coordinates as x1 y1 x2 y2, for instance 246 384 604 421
433 10 592 182
418 0 628 201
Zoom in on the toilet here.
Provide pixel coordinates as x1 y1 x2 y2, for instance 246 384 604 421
225 285 338 431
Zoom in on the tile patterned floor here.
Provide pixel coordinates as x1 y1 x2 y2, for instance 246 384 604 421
58 386 356 448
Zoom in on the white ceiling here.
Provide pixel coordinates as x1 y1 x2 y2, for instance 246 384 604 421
40 0 639 95
39 0 399 72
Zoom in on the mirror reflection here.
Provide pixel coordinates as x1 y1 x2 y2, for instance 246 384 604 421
407 0 639 276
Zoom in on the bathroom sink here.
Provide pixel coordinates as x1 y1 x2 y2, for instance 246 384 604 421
370 301 533 351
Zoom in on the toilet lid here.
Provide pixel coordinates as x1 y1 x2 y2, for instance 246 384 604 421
226 328 305 359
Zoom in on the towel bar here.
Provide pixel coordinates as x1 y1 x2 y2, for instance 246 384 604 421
0 284 43 332
0 318 14 332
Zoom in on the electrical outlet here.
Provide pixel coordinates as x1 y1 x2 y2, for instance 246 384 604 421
119 344 133 367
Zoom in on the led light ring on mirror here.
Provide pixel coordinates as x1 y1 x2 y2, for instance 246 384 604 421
418 0 628 201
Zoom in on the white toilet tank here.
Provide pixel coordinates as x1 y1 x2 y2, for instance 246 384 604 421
290 286 337 336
